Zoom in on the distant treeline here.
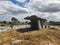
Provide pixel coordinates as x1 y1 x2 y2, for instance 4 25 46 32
49 21 60 25
0 21 28 26
0 17 29 26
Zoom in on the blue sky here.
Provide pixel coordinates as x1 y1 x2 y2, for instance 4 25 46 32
11 0 30 7
0 0 60 22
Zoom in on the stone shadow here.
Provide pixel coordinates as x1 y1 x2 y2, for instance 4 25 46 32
16 28 38 33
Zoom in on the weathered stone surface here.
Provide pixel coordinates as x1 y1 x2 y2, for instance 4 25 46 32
24 15 47 30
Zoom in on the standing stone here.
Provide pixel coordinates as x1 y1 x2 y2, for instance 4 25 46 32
24 15 47 30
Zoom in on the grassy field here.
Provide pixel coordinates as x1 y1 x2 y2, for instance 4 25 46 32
0 28 60 45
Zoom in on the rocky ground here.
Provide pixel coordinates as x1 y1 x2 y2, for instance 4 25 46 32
0 28 60 45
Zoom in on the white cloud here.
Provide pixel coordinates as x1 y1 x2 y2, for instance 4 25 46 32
0 1 28 15
0 1 29 22
17 0 25 2
0 0 60 22
27 0 60 21
28 0 60 12
0 15 16 21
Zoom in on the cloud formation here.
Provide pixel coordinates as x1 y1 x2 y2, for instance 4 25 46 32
0 1 29 21
0 0 60 22
29 0 60 13
0 1 28 15
27 0 60 21
17 0 25 2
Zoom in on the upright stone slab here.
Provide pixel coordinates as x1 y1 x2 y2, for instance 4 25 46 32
31 19 39 30
38 20 41 29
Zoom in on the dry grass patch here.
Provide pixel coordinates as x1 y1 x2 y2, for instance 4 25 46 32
0 28 60 45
